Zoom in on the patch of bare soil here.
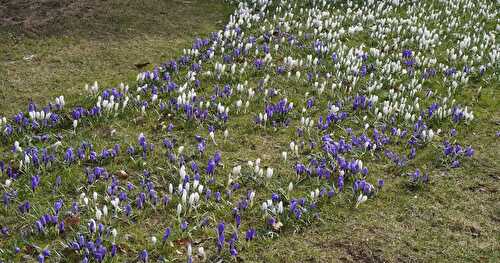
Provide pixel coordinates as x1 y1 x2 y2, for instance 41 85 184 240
333 241 386 263
0 0 97 35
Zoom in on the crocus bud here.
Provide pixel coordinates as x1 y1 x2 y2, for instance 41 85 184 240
181 190 187 205
232 165 241 176
266 167 274 179
249 191 255 206
261 202 268 211
209 131 216 145
102 205 108 217
356 194 368 208
277 201 283 214
198 247 206 260
177 204 182 217
95 208 102 221
189 193 196 207
180 166 186 180
193 180 199 190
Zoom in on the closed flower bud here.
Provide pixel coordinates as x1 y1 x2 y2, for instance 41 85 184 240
177 203 182 216
96 208 102 221
266 167 274 179
102 205 108 217
198 247 206 260
232 165 241 176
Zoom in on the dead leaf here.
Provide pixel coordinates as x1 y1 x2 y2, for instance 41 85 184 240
116 170 128 179
64 215 80 228
135 62 150 69
469 225 481 237
174 238 190 247
272 221 283 231
23 54 35 61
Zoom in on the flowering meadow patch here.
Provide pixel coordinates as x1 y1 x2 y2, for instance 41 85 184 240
0 0 498 261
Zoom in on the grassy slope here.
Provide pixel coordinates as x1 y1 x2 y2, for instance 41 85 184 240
0 0 230 114
0 1 499 262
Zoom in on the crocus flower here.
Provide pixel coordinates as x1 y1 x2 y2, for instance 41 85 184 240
217 222 225 253
230 247 238 257
140 250 148 262
31 175 40 192
245 228 256 241
337 175 344 192
54 199 63 214
58 221 65 234
181 220 188 231
162 227 171 242
235 214 241 228
464 146 474 157
206 159 216 175
110 243 117 257
42 249 50 257
64 148 75 163
378 179 384 188
254 59 264 70
18 201 30 213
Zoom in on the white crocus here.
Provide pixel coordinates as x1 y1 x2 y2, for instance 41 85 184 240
356 194 368 208
266 167 274 179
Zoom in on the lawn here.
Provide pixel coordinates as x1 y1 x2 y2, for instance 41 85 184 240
0 0 499 262
0 0 230 114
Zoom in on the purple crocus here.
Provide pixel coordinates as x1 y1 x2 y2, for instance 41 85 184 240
206 159 216 175
64 147 75 163
54 199 63 214
337 175 344 192
464 146 474 157
31 175 40 192
162 227 171 242
245 228 256 241
216 222 225 253
235 214 241 228
180 220 188 231
254 58 264 70
139 250 148 262
230 247 238 257
58 221 65 234
378 179 384 188
18 201 30 214
111 243 117 257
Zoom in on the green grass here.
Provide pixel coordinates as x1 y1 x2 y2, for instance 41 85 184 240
0 0 231 114
0 0 499 262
